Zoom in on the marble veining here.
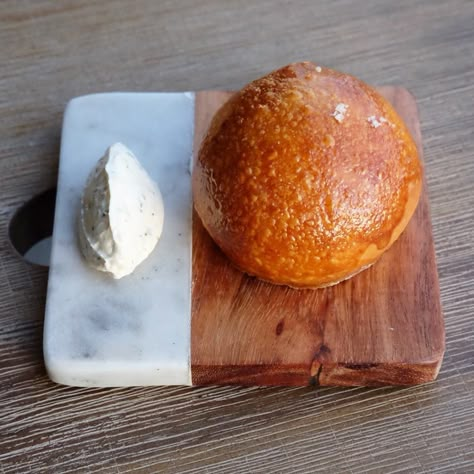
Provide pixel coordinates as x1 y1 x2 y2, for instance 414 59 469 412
43 93 194 386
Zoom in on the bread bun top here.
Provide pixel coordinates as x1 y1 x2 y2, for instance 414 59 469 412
193 62 422 288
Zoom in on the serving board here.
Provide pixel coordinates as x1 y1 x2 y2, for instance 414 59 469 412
44 87 444 387
192 87 444 386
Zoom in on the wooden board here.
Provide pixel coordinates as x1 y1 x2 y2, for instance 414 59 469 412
191 87 445 386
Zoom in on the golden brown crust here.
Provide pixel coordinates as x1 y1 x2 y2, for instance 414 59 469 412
193 62 422 288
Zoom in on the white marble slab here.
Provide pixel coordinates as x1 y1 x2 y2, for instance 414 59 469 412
43 93 194 387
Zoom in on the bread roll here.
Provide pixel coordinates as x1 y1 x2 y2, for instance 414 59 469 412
193 62 422 288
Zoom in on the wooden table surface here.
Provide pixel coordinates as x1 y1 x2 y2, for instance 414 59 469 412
1 1 473 472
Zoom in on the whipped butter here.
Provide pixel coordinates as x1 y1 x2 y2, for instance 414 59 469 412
78 142 164 279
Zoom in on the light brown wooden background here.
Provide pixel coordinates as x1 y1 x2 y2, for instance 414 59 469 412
1 1 473 472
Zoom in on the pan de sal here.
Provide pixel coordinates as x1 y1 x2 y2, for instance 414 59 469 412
193 62 422 288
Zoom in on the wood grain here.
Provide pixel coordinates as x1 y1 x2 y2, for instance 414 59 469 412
191 87 444 387
1 0 474 472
